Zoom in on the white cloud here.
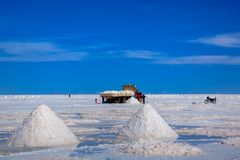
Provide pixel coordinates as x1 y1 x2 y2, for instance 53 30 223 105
98 49 240 65
0 42 60 54
190 32 240 48
0 41 87 62
155 55 240 65
124 50 160 59
2 42 239 65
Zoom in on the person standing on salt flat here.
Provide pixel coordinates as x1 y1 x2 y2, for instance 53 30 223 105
118 104 178 142
8 104 78 147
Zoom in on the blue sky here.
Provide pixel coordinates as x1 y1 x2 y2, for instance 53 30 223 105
0 0 240 94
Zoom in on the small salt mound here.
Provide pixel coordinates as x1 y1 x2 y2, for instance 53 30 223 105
118 104 178 142
8 104 78 147
120 140 202 156
126 97 140 104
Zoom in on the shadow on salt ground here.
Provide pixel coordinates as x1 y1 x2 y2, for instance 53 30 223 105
0 145 49 155
69 146 106 157
59 112 81 119
70 132 118 157
70 124 225 157
172 125 201 130
70 138 109 157
0 130 49 155
0 131 13 145
173 125 223 146
76 120 124 129
0 131 69 156
80 132 117 146
177 134 223 146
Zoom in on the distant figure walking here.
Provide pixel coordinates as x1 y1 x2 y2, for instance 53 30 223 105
95 98 100 104
68 94 71 98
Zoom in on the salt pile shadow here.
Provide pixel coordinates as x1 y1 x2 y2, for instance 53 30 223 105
177 134 223 145
0 131 13 145
70 146 106 157
173 125 223 145
78 132 117 147
77 119 123 148
0 145 48 155
71 119 124 157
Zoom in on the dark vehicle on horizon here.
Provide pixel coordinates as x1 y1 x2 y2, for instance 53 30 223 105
204 96 217 104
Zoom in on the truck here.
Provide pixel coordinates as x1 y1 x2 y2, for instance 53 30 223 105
100 84 146 104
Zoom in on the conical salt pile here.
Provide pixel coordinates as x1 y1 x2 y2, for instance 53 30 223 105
126 97 141 104
118 104 178 142
8 104 78 147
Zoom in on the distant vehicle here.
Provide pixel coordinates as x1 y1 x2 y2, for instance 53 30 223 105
100 84 146 104
204 96 217 104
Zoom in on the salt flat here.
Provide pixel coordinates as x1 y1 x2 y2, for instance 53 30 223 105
0 94 240 159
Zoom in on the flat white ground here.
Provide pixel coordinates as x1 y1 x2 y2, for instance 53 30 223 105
0 94 240 159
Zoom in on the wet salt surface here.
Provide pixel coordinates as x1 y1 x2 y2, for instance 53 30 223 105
76 119 121 148
173 125 201 130
0 122 233 156
173 125 223 145
177 134 223 145
0 126 225 156
70 146 106 157
0 145 49 155
81 121 121 130
0 94 240 159
87 132 117 139
76 123 224 154
79 132 117 146
0 131 12 145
